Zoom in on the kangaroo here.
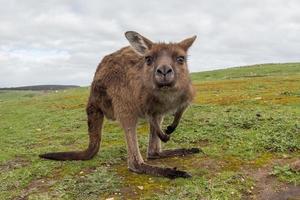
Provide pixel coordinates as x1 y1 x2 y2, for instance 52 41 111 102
40 31 200 178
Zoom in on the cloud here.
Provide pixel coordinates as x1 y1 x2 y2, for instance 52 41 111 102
0 0 299 87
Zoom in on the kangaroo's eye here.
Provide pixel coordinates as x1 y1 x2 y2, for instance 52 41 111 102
176 56 185 64
145 56 153 65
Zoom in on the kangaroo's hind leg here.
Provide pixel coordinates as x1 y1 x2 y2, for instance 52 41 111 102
119 115 191 179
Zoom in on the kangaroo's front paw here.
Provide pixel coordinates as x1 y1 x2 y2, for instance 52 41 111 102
165 125 175 135
160 133 170 143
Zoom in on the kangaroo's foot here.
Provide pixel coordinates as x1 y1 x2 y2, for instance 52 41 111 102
129 163 191 179
157 132 170 143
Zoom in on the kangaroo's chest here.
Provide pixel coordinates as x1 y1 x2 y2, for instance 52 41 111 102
145 91 187 116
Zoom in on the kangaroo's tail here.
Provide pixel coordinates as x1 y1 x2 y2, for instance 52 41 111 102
39 104 103 161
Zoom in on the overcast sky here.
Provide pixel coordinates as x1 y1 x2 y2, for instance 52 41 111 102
0 0 299 87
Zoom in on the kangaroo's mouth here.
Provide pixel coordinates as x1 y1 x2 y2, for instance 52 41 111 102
156 81 175 89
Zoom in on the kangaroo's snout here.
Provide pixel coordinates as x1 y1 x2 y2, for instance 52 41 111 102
156 65 174 77
155 65 175 87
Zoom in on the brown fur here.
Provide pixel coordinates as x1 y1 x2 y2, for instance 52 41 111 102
40 31 199 178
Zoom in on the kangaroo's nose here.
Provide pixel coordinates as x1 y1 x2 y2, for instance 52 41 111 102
156 65 174 76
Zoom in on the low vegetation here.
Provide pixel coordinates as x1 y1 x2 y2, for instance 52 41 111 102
0 63 299 199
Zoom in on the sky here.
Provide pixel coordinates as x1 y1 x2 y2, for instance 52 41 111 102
0 0 299 87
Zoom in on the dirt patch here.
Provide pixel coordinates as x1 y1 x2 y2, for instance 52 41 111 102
245 158 300 200
269 185 300 200
14 179 56 200
0 157 30 172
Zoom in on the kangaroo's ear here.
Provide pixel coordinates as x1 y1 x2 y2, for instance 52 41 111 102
178 35 197 51
125 31 153 55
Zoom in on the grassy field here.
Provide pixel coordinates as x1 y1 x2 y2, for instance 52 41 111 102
0 63 299 200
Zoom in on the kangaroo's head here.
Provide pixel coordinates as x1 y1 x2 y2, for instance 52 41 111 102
125 31 196 91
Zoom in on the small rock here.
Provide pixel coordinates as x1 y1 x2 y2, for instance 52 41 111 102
148 177 154 183
79 171 84 175
282 154 290 158
137 186 144 190
105 198 114 200
14 181 20 187
290 160 300 172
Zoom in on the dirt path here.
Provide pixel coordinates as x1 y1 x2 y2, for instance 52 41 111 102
246 159 300 200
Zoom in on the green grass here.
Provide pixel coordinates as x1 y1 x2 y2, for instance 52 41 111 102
271 165 300 185
0 63 299 199
191 63 300 82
